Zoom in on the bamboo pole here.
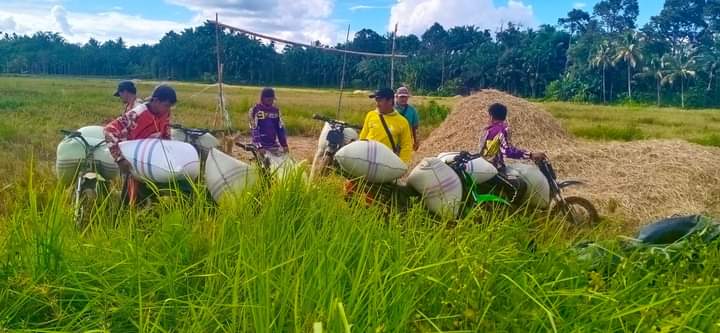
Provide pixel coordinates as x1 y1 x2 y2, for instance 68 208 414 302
336 24 351 119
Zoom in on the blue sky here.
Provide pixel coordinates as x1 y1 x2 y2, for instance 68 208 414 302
0 0 665 45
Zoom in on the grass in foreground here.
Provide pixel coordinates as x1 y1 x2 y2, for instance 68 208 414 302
1 165 720 332
542 102 720 146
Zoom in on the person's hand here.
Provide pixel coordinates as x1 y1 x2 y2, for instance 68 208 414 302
257 148 266 157
118 159 132 174
530 152 547 161
282 146 290 154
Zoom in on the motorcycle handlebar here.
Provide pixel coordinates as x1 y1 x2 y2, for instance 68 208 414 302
60 129 105 149
312 113 330 122
235 142 258 152
311 114 362 130
172 123 210 133
172 123 231 136
60 129 80 137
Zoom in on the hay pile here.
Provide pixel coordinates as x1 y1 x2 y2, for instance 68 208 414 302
417 89 720 225
551 140 720 224
416 89 571 158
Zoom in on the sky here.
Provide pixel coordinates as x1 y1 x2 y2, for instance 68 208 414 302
0 0 665 46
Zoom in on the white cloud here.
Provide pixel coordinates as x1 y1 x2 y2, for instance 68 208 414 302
350 5 389 11
169 0 339 45
1 0 343 46
0 16 17 31
388 0 536 36
51 5 72 35
573 2 587 9
0 4 188 45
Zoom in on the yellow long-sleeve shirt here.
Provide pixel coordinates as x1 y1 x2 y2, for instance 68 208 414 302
359 110 413 163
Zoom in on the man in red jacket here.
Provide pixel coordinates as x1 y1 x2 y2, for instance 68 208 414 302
104 84 176 205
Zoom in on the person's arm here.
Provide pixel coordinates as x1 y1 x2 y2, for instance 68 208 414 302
478 129 490 155
500 127 530 159
104 111 136 162
161 118 171 140
276 110 288 149
248 107 261 147
358 112 371 140
398 121 414 164
104 110 138 174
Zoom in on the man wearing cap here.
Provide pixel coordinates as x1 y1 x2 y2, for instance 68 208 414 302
104 84 176 205
114 80 142 115
359 88 413 163
248 87 289 157
395 86 420 150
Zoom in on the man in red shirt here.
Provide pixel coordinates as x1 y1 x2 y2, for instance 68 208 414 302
104 84 176 204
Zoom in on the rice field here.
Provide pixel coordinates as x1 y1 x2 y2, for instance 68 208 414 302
2 76 720 331
543 102 720 146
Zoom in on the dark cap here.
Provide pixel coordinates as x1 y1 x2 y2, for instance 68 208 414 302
150 85 177 104
369 88 395 100
114 80 136 96
261 87 275 99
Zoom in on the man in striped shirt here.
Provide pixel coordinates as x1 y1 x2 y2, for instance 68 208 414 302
104 85 176 205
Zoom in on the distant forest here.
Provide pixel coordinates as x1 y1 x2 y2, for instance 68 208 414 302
2 0 719 107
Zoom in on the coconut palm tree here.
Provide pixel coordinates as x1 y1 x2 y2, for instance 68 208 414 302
590 41 613 104
635 57 665 106
700 47 720 92
661 52 697 109
613 32 643 101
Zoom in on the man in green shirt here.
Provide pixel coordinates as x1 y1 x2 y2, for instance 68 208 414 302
395 86 420 150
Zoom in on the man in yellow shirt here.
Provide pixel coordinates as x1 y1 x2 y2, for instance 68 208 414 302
359 88 414 163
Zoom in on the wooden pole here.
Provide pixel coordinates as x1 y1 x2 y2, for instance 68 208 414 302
336 24 351 119
390 23 398 89
215 13 230 130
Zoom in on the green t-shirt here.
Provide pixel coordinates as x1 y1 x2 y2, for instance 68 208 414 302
395 104 419 128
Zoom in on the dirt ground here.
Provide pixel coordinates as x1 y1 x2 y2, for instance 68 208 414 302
227 135 319 163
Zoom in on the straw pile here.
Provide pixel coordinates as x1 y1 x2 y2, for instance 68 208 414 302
416 89 571 157
417 89 720 225
551 140 720 224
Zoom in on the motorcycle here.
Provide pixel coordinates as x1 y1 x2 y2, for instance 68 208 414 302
343 152 510 217
235 142 297 183
444 151 510 216
309 113 361 178
535 158 599 226
58 129 109 228
438 151 599 225
170 123 222 163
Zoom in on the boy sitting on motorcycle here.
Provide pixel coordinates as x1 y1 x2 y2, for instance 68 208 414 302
479 103 545 204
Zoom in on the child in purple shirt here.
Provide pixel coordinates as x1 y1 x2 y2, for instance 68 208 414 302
478 103 545 204
248 87 289 156
479 103 544 171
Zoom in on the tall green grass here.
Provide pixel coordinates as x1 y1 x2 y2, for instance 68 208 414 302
573 125 646 141
542 102 720 146
2 165 720 331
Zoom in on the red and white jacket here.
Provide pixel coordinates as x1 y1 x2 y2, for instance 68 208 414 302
104 103 170 162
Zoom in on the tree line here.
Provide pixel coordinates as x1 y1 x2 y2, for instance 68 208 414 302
1 0 719 108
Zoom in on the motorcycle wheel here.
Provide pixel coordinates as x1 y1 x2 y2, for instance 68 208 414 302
551 196 600 226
